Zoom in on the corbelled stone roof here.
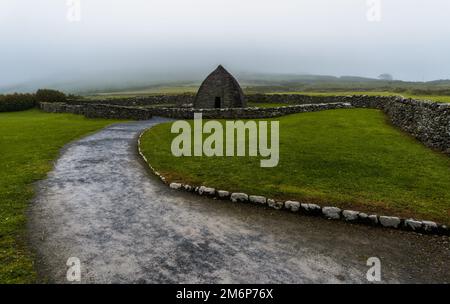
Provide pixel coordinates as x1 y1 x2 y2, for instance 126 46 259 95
194 65 246 109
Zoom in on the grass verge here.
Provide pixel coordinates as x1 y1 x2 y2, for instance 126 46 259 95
0 109 123 283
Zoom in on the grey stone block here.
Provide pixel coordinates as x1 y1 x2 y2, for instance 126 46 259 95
368 215 378 225
267 199 284 210
249 195 267 204
183 184 193 191
322 207 341 220
230 193 249 203
284 200 300 212
404 219 422 231
422 221 438 232
379 216 401 228
358 212 368 220
342 210 359 221
308 204 321 212
169 183 182 190
198 186 215 196
301 203 321 215
217 190 230 199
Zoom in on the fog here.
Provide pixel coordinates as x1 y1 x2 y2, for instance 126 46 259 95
1 0 450 93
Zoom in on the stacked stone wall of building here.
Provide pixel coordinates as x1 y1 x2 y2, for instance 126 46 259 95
194 65 246 108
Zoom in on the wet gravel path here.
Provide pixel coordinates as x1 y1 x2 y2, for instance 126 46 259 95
29 119 450 283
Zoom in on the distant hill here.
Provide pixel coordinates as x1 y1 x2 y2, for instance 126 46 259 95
237 73 450 95
2 71 450 96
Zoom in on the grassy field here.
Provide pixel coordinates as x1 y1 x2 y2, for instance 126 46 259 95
0 109 122 283
140 108 450 225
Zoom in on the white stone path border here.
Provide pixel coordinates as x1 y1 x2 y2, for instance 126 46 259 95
137 129 449 236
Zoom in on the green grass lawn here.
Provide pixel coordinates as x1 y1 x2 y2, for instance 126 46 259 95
140 108 450 225
0 109 123 283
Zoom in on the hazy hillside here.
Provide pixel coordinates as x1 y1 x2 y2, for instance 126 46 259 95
2 71 450 96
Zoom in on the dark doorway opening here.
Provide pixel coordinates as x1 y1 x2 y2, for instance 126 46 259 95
215 97 221 108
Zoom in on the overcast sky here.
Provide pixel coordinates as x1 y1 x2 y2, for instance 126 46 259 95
1 0 450 92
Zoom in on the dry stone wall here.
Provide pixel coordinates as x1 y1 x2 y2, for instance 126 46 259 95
40 102 153 120
40 101 351 120
246 93 348 104
70 94 195 107
40 94 450 154
350 95 450 154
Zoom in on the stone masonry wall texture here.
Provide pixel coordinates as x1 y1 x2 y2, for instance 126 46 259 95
194 65 246 109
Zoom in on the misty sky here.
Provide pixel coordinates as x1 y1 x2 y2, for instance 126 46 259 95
1 0 450 92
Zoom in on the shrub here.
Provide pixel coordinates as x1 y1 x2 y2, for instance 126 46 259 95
0 93 37 112
35 89 67 103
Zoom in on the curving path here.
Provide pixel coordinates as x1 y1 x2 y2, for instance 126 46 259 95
29 119 450 283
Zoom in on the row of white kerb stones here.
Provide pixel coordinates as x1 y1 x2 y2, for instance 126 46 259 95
167 183 446 235
137 129 447 236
